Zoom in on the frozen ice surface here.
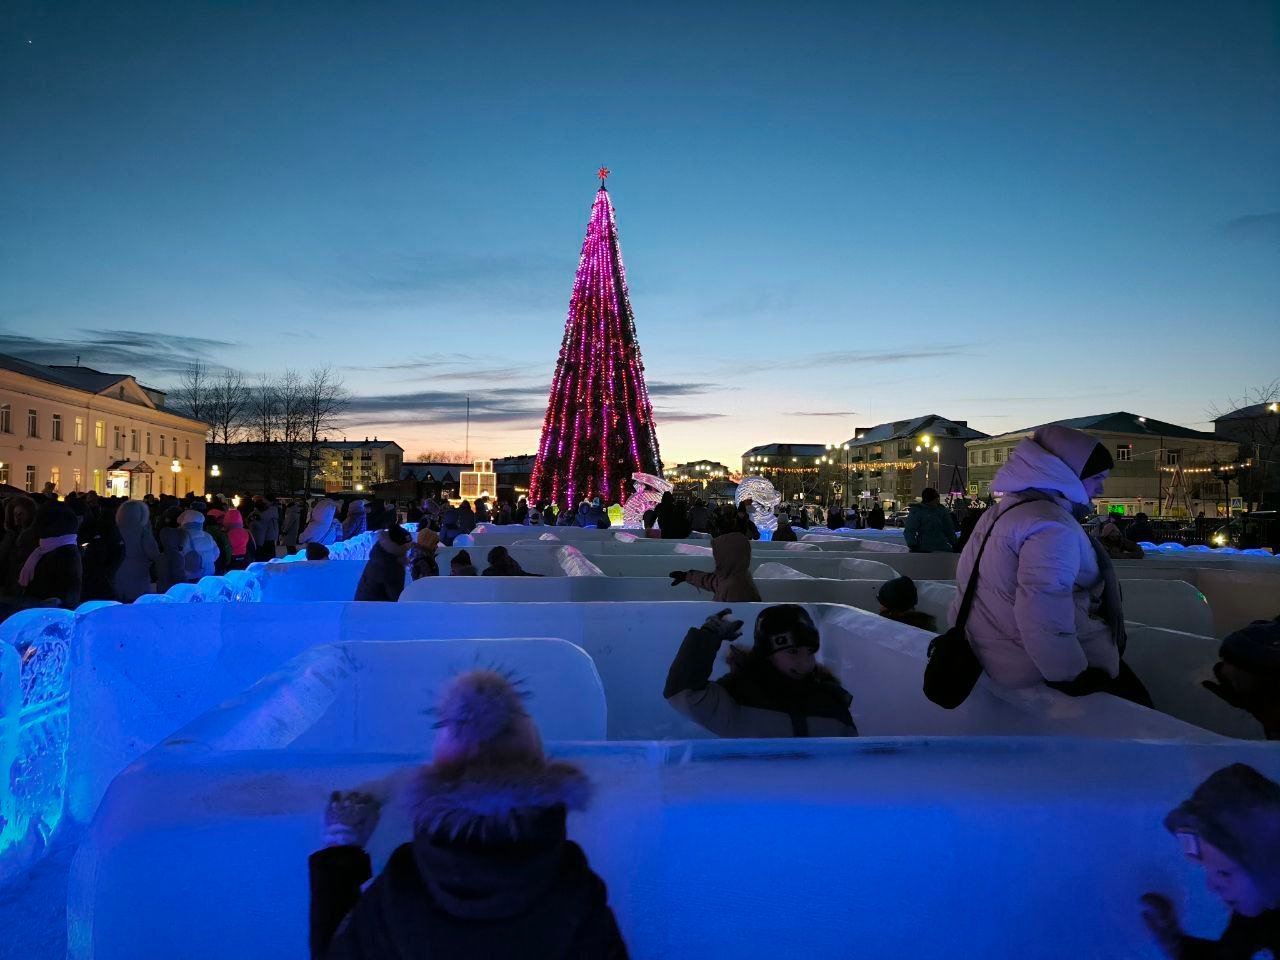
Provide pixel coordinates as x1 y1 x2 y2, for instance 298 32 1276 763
67 599 1247 826
69 738 1280 960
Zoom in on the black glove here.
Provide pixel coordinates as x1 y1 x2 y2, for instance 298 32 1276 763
701 609 743 643
668 570 687 587
1046 666 1111 697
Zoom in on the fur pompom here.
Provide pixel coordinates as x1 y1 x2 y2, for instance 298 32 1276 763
435 669 529 747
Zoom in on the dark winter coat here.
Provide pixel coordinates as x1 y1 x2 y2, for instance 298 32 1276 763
664 626 857 738
310 762 627 960
482 558 540 577
1174 908 1280 959
772 522 798 542
410 553 440 580
354 537 408 602
903 502 957 553
24 545 83 610
866 506 886 530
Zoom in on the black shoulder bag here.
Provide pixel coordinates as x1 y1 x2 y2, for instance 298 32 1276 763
923 500 1035 709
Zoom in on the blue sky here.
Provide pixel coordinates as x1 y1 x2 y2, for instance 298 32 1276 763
2 1 1277 465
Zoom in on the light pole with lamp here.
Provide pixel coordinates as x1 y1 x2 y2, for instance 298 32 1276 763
915 434 940 492
170 458 181 498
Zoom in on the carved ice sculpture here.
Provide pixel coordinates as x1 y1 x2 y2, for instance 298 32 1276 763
735 475 780 535
622 472 673 528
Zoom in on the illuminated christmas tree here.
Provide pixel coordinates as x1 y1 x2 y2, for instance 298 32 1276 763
528 169 663 509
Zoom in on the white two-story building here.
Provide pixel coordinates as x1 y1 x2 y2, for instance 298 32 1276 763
0 353 209 499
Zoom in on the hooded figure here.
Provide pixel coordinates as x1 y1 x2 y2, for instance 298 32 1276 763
354 526 411 601
440 508 463 547
1141 763 1280 958
948 425 1143 698
411 527 441 581
308 670 627 960
669 532 762 603
1 495 40 594
301 500 340 546
113 500 160 601
178 509 220 581
342 500 368 541
482 546 541 578
664 606 856 738
224 509 257 569
19 501 83 609
450 550 478 577
281 501 302 551
253 497 280 560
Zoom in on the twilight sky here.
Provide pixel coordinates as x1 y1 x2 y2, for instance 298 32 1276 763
2 1 1277 466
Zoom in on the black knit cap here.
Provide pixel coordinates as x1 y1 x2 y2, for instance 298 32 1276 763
1078 442 1114 480
753 604 820 656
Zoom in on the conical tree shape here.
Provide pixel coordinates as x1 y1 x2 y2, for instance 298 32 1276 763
528 180 663 510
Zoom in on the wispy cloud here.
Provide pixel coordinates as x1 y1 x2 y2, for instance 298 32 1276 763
1224 211 1280 244
653 410 727 423
784 410 859 417
0 328 238 380
735 346 975 374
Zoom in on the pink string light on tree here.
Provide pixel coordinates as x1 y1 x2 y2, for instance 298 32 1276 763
528 170 664 510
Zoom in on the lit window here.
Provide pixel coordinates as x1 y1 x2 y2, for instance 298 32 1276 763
50 466 60 490
75 416 85 444
1115 445 1132 462
93 469 104 494
52 413 63 442
25 465 36 492
95 419 106 447
0 463 8 485
73 468 82 490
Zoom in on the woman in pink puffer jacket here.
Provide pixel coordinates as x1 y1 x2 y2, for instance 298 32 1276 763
950 424 1149 703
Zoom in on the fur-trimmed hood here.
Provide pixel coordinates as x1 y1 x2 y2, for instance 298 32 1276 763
404 759 592 844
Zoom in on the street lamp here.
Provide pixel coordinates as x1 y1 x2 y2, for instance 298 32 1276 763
915 437 941 490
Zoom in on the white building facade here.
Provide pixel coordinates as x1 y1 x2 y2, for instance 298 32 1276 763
0 354 208 499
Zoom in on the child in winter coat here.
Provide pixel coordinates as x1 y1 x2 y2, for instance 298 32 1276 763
482 546 541 577
354 526 411 601
309 670 628 960
449 550 478 576
664 605 857 738
410 527 440 580
1204 617 1280 739
668 532 761 603
223 509 257 571
1141 763 1280 958
876 576 938 632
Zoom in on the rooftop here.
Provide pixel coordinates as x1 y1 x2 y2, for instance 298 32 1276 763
974 412 1221 444
318 439 404 451
741 442 829 458
845 414 987 446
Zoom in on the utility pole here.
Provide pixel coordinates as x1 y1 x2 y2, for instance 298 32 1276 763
465 396 470 463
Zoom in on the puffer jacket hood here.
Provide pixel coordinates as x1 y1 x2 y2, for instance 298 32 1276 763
711 531 751 580
992 426 1109 506
115 499 151 532
224 509 245 529
177 509 205 527
405 760 591 845
300 499 338 544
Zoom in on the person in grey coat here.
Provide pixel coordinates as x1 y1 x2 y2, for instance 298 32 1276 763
113 500 160 601
664 606 857 738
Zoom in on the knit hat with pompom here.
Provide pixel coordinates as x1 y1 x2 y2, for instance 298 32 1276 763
433 670 543 766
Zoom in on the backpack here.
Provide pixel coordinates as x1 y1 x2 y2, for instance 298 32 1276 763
181 532 204 580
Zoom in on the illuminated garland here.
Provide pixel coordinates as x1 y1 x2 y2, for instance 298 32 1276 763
1157 460 1253 475
527 171 663 509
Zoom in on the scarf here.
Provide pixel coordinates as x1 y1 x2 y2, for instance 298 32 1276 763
18 534 79 588
718 649 854 731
